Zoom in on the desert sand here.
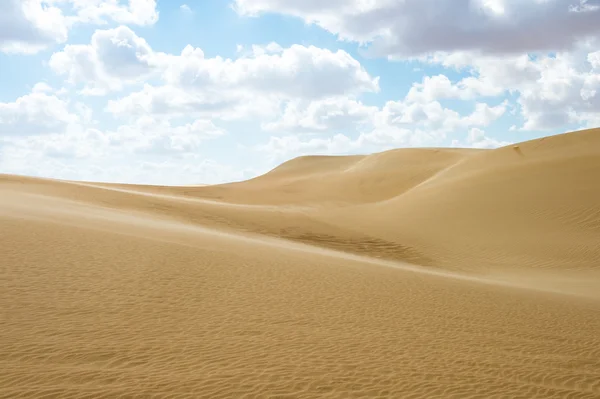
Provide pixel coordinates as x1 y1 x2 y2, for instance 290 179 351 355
1 128 600 398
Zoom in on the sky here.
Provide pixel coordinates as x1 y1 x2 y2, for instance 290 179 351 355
1 0 599 185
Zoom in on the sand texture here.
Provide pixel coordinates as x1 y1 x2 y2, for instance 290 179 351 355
2 128 600 398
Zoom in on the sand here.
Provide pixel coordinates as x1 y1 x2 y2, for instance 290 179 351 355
1 128 600 398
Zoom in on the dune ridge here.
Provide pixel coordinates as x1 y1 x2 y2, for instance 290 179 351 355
2 128 600 398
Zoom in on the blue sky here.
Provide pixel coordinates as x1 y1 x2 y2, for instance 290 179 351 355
0 0 599 184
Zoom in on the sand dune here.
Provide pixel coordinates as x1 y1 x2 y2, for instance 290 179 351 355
2 128 600 398
171 148 480 206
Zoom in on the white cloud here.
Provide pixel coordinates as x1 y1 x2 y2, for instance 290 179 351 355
375 100 507 133
107 117 226 155
50 27 379 102
589 51 600 69
252 65 509 161
106 83 280 120
8 3 587 185
49 26 157 95
516 52 600 130
68 0 159 26
161 43 379 99
255 126 441 163
451 127 512 149
0 99 234 184
256 133 356 161
0 78 228 171
0 139 248 185
234 0 600 58
419 47 600 130
0 91 80 136
3 129 109 160
2 112 224 160
0 0 69 54
256 98 508 162
405 74 504 103
105 40 379 120
0 0 159 54
31 82 54 94
262 97 378 133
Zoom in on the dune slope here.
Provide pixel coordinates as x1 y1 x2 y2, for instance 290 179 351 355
2 128 600 398
167 148 480 205
318 129 600 276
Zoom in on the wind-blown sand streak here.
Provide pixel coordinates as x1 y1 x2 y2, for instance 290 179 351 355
1 128 600 398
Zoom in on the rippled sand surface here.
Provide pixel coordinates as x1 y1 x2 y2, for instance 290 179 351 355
2 128 600 398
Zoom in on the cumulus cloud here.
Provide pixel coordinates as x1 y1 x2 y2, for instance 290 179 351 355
2 99 224 159
589 51 600 69
31 82 54 94
262 98 378 133
105 40 379 120
451 128 512 149
161 42 379 99
0 78 229 176
107 117 226 155
256 98 508 162
0 0 69 54
8 2 582 184
0 0 158 54
517 52 600 130
0 91 80 136
3 129 109 161
424 48 600 130
234 0 600 58
0 98 233 184
375 100 507 133
253 66 509 162
106 84 280 120
0 138 248 185
71 0 159 25
255 133 356 161
255 126 435 163
405 74 504 103
49 26 157 95
51 28 378 103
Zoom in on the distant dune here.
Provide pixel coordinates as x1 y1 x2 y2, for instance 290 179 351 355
2 128 600 398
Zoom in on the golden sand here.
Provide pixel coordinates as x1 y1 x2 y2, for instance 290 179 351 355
2 128 600 398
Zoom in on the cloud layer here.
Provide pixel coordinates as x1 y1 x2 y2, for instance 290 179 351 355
1 1 599 184
234 0 600 57
0 0 158 54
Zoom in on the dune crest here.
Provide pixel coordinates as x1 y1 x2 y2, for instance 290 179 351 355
2 128 600 398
